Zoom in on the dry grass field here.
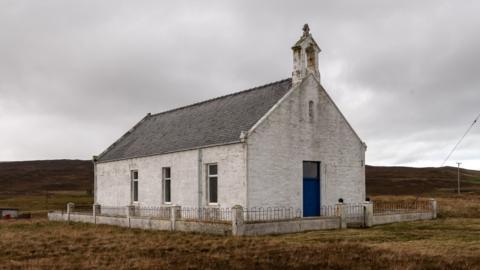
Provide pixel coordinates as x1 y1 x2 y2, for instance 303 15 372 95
0 190 93 218
0 194 479 270
1 160 480 269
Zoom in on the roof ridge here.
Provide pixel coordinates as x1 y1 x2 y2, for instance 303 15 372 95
149 78 292 118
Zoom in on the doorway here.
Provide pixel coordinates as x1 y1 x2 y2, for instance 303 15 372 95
303 161 320 217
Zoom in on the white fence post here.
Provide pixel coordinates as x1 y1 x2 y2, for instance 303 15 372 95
66 202 75 222
335 203 346 229
430 198 437 219
231 205 245 236
126 205 135 228
93 204 101 224
170 205 181 231
363 202 373 227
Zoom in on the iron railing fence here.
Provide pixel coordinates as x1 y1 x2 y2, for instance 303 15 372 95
244 207 302 223
344 204 365 226
244 205 338 223
61 200 435 226
373 200 432 216
100 206 127 217
132 206 171 219
70 204 93 215
177 207 231 223
320 205 338 217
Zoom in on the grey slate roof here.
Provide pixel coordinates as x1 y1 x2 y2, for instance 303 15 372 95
97 78 292 162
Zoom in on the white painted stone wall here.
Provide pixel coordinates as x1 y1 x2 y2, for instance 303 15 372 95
95 143 247 209
247 74 366 209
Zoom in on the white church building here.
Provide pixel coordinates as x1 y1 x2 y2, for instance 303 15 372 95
94 25 366 217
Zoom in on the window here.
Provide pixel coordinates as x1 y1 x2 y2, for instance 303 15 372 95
303 161 319 179
131 170 138 203
308 100 314 119
207 164 218 204
163 167 171 203
306 44 316 71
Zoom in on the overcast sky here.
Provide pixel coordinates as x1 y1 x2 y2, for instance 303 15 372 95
0 0 479 169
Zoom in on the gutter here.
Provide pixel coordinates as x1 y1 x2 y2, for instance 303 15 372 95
96 140 243 164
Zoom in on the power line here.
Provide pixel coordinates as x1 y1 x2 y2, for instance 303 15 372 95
441 112 480 167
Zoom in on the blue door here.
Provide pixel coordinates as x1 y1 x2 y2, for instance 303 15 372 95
303 161 320 217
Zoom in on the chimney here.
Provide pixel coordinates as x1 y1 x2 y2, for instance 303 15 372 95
292 24 321 86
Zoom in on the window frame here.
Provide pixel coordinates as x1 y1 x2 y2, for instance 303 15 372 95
308 100 314 119
206 164 218 205
162 167 171 204
131 170 139 203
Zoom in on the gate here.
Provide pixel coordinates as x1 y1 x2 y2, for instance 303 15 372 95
345 204 365 227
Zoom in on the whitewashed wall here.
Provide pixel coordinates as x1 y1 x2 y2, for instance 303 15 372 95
247 74 366 209
96 75 365 210
95 143 247 208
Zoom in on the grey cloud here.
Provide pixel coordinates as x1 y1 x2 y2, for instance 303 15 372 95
0 0 478 169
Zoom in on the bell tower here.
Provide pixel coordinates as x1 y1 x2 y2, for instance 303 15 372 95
292 24 321 86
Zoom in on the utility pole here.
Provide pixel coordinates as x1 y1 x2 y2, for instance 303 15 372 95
456 162 462 195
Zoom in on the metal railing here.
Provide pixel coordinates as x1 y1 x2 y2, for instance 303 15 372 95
177 207 231 223
244 207 302 223
68 201 434 222
60 200 435 229
243 205 338 223
373 200 432 216
320 205 337 217
132 206 171 219
344 204 365 225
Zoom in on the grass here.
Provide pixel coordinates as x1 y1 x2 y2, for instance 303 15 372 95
1 191 480 269
371 193 480 219
0 217 479 269
0 190 92 217
466 177 480 184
